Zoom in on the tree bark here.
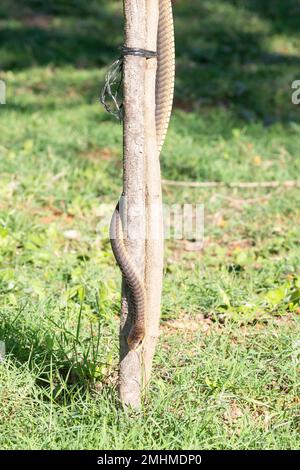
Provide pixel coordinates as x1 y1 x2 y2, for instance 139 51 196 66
119 0 163 406
119 0 147 409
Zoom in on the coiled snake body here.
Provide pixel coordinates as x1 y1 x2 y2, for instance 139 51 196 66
110 0 175 350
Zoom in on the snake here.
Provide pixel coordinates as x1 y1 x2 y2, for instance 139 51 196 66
110 0 175 351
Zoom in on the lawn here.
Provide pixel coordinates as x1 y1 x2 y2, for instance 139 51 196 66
0 0 300 450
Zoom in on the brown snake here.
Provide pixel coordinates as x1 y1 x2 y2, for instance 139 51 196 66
110 0 175 350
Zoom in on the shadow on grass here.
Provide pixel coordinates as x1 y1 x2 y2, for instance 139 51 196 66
1 0 299 123
0 0 123 69
0 303 117 402
174 0 300 123
226 0 300 34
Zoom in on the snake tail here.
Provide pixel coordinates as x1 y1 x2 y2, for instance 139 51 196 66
110 203 146 350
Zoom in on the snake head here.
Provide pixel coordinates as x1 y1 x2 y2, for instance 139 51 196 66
127 331 145 351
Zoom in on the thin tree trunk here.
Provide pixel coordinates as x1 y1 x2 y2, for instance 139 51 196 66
119 0 163 406
143 0 164 388
119 0 147 409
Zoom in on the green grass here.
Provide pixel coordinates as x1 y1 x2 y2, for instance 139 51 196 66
0 0 300 450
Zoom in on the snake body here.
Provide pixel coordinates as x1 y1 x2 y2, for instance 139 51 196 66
110 0 175 350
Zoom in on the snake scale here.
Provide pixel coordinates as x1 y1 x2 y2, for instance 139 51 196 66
110 0 175 350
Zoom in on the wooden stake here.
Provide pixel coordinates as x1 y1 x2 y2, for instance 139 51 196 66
119 0 163 406
119 0 147 409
